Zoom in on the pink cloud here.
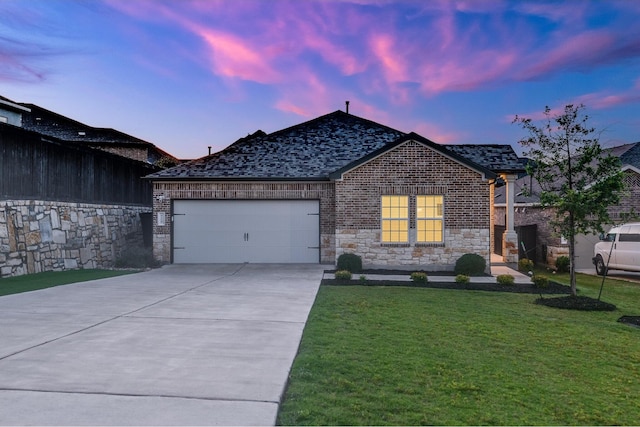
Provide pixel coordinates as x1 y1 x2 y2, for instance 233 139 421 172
196 28 281 83
103 0 640 118
370 34 408 82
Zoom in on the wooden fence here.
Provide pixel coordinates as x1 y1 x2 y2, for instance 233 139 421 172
0 123 158 205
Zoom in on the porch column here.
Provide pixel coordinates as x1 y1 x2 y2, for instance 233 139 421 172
502 173 519 263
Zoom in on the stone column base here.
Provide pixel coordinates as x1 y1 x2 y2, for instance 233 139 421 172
502 231 519 263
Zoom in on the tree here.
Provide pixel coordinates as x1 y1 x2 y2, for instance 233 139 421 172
513 104 625 297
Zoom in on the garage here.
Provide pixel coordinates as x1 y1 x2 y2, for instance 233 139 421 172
172 200 320 263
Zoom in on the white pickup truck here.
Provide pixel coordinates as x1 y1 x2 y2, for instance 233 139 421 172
593 223 640 275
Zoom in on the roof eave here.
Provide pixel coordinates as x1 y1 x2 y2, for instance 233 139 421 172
144 175 332 182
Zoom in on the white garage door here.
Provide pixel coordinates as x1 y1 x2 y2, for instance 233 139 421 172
172 200 320 263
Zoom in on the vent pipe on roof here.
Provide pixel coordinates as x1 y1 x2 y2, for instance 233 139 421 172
208 146 212 155
345 100 350 114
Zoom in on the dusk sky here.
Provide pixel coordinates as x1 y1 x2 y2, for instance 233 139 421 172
2 0 640 160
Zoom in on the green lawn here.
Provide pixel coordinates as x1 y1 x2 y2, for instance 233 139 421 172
0 269 139 296
278 273 640 425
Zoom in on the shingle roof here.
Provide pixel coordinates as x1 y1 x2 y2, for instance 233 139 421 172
444 144 525 174
20 103 151 145
149 110 526 181
619 142 640 169
148 110 404 180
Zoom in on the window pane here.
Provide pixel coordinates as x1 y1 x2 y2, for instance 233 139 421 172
381 196 409 242
417 219 443 243
382 196 409 219
417 195 443 219
382 219 408 242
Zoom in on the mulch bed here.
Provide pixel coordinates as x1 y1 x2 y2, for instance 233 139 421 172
535 295 617 311
322 270 570 295
618 316 640 327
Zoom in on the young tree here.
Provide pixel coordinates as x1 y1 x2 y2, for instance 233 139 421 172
513 104 625 296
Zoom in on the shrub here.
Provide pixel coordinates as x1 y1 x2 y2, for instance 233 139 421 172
337 253 363 273
359 275 367 283
410 272 428 283
496 274 515 286
114 245 160 269
335 270 352 281
455 274 470 285
555 256 570 273
531 274 549 288
518 258 534 272
454 253 486 276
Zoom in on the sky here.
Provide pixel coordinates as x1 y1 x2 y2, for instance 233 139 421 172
2 0 640 160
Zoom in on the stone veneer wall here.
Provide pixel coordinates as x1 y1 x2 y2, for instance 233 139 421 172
152 181 336 263
335 140 492 271
0 200 149 277
336 228 490 270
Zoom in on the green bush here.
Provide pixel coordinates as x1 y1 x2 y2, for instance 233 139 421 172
114 246 160 269
531 274 549 288
454 253 486 276
337 253 363 273
455 274 470 284
518 258 534 272
410 272 428 283
496 274 515 286
555 256 570 273
359 275 367 283
335 270 352 281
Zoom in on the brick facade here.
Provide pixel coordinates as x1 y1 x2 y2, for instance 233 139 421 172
334 140 491 270
151 141 495 270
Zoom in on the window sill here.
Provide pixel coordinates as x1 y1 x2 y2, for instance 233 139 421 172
380 243 411 247
415 242 445 247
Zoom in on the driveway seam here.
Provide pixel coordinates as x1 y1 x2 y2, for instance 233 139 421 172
0 387 280 404
0 264 248 362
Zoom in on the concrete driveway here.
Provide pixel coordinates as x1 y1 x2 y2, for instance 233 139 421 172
0 264 324 426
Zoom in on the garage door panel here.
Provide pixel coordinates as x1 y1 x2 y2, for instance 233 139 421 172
173 200 319 264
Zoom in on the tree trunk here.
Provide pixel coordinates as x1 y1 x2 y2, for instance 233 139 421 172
568 212 577 297
569 236 577 297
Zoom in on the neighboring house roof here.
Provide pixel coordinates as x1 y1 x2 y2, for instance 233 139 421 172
494 141 640 205
17 102 177 163
0 95 30 113
618 142 640 169
149 110 522 181
330 132 497 180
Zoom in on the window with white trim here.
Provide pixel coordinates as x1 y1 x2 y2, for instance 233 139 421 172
416 195 444 243
381 195 409 243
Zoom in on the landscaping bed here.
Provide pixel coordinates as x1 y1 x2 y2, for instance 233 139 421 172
323 270 570 294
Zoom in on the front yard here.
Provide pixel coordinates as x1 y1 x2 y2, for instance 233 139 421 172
277 273 640 425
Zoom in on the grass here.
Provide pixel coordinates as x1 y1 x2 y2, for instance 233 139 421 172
278 274 640 425
0 269 139 297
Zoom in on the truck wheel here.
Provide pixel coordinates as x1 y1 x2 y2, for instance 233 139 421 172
595 255 607 276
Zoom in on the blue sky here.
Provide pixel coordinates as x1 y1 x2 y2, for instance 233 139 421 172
2 0 640 159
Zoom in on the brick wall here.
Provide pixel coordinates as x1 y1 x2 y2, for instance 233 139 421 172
152 181 336 263
0 200 149 277
334 140 491 270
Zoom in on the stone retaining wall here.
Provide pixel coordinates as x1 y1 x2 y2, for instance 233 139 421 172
0 200 150 277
